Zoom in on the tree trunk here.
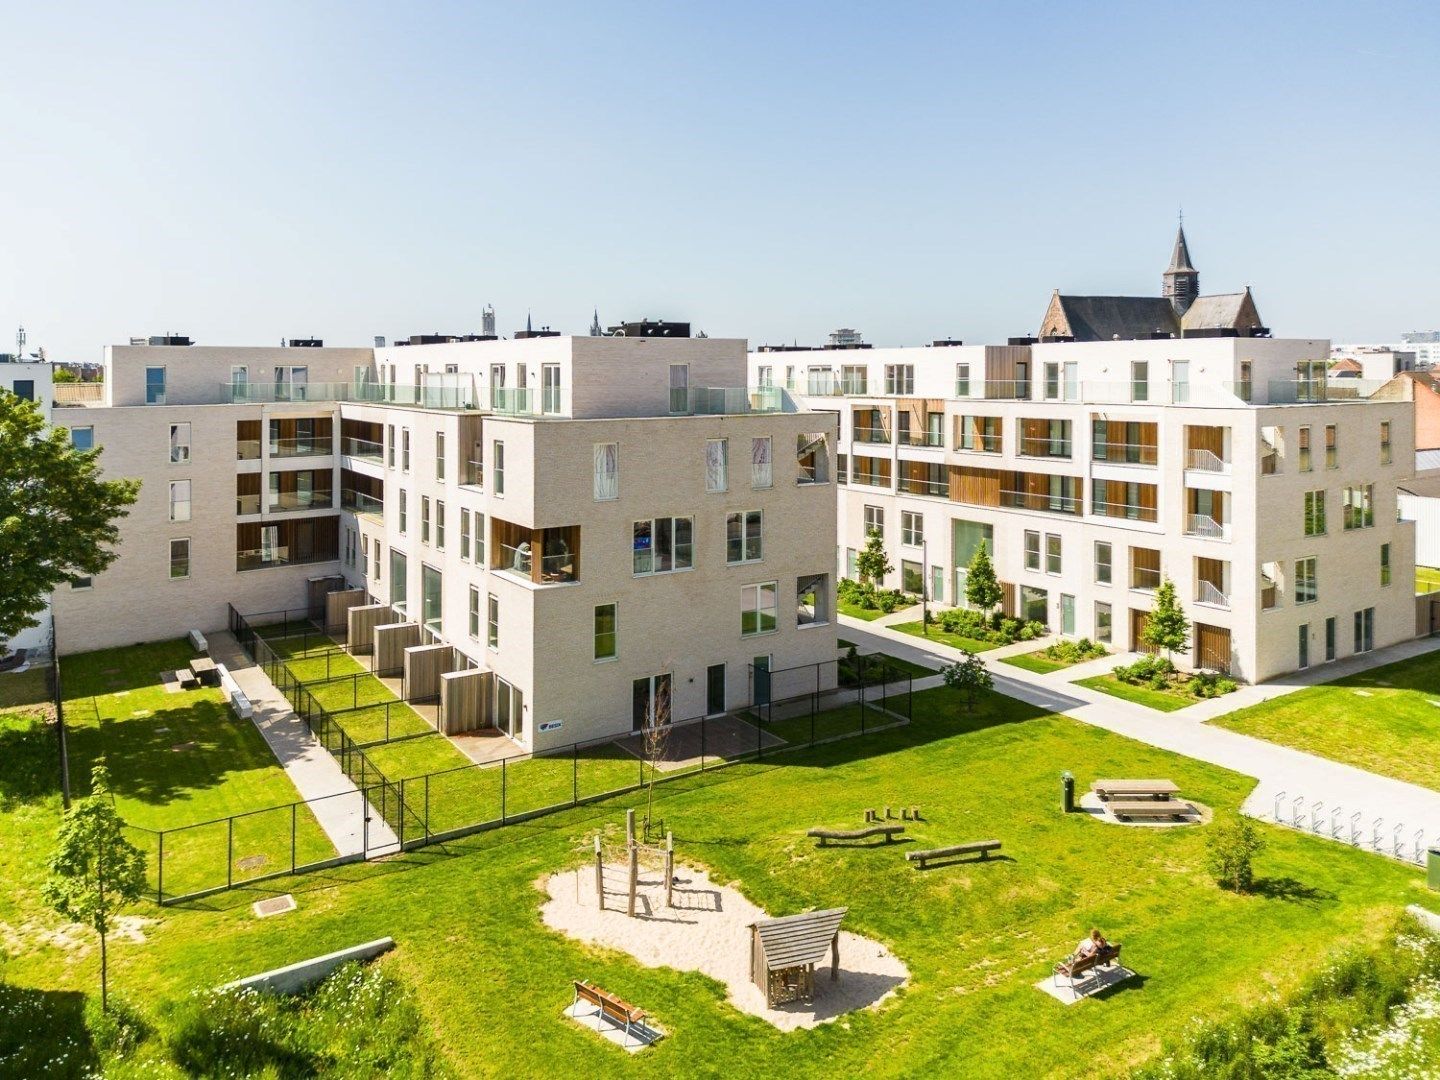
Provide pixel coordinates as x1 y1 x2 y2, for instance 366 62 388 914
100 928 108 1013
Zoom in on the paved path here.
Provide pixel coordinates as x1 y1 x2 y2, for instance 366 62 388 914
843 616 1440 865
209 632 399 858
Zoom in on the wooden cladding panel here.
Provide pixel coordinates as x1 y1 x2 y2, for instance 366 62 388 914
1186 425 1225 456
948 466 1002 506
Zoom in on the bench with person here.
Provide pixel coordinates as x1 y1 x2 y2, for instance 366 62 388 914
905 839 1001 869
1090 779 1179 801
1053 930 1123 994
807 824 905 846
571 980 654 1048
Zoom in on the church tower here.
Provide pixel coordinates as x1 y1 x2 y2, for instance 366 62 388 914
1162 223 1199 317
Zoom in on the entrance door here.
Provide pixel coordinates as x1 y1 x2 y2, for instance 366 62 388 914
930 564 945 606
1060 594 1075 635
1298 624 1310 670
752 656 771 707
1195 623 1232 672
707 664 726 716
1130 609 1157 653
632 674 673 731
1325 617 1336 662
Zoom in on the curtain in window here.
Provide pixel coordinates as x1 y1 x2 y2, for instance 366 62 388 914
751 437 772 489
705 439 728 492
594 443 618 500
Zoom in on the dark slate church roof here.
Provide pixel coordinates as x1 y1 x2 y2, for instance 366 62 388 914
1180 292 1249 331
1051 295 1179 342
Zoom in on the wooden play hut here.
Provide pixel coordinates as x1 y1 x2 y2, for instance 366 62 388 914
748 907 848 1007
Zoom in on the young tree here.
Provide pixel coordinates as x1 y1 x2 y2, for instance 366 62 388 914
855 528 892 588
1142 576 1190 662
1205 815 1265 893
941 650 993 711
0 392 139 653
43 761 147 1011
641 719 671 843
964 540 1002 619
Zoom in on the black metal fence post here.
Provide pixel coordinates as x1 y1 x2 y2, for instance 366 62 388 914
156 830 164 904
573 742 579 806
227 817 234 889
291 804 297 874
501 758 507 824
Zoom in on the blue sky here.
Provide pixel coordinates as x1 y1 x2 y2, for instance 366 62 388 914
2 1 1437 359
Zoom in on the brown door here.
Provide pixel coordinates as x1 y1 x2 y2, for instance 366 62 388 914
1195 623 1232 672
1130 609 1157 654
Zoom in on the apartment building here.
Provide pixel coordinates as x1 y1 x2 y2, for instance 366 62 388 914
51 334 838 750
2 356 55 655
751 335 1417 683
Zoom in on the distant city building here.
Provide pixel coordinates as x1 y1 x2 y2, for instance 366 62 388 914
828 328 865 348
1403 331 1440 345
1335 339 1440 370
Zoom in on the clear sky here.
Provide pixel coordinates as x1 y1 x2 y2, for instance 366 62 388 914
3 1 1437 360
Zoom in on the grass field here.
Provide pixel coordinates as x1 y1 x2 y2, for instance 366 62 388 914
1072 672 1195 712
837 599 896 622
3 681 1431 1079
1213 648 1440 791
837 651 934 686
891 620 1002 653
1001 651 1069 675
1419 566 1440 594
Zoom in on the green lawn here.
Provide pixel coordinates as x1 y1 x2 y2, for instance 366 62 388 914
838 651 935 687
1073 673 1195 712
1002 651 1069 675
891 620 1002 653
0 665 51 715
1213 648 1440 791
55 640 335 898
3 682 1430 1079
1419 566 1440 594
838 600 891 622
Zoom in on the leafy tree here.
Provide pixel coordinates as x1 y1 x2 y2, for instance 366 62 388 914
1142 577 1190 662
43 761 147 1011
0 391 138 651
964 540 1002 618
855 528 892 587
1204 814 1265 893
51 367 77 383
941 650 992 710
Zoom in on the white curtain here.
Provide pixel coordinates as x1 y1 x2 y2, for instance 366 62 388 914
593 443 618 501
751 437 772 489
705 439 728 493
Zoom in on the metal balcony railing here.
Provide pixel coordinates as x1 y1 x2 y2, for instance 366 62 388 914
1185 514 1229 540
1092 500 1159 523
1197 580 1230 608
853 427 890 444
850 471 892 488
1185 448 1228 472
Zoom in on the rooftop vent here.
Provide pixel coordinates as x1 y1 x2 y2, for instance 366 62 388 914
147 335 192 347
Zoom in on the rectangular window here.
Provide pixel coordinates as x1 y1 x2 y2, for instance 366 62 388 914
751 437 772 489
798 574 830 625
357 533 365 575
1325 616 1336 662
435 432 446 480
70 426 94 450
1380 420 1392 465
633 517 695 575
487 594 499 649
387 425 396 468
1095 601 1112 643
421 496 431 543
1381 542 1392 587
757 365 773 388
460 508 471 560
168 479 191 522
169 423 191 464
841 365 867 394
1045 534 1062 575
884 365 914 395
1325 424 1338 469
1130 361 1148 403
468 586 480 638
1298 426 1312 472
669 364 689 413
398 489 408 534
493 440 505 494
901 511 923 546
71 577 92 590
401 428 410 472
726 510 763 564
145 366 166 404
1295 556 1317 604
1342 484 1375 530
705 439 728 493
420 564 443 636
1298 624 1309 670
169 538 190 580
1095 541 1112 585
1303 490 1326 536
1044 362 1060 400
901 560 924 594
10 379 33 400
1024 530 1040 571
741 581 779 636
594 603 618 660
390 549 408 612
955 363 970 397
785 366 795 390
475 512 485 564
864 504 883 539
435 501 445 550
542 363 562 414
373 539 381 581
846 548 858 580
593 443 619 501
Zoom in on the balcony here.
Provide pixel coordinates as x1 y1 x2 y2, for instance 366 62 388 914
1196 579 1230 609
269 437 333 458
1093 443 1157 466
904 430 945 448
342 488 383 516
341 436 383 461
983 380 1032 400
1185 514 1230 541
1018 437 1072 460
236 439 261 461
236 493 261 515
897 476 948 498
1092 501 1159 524
1261 582 1280 611
462 459 484 488
267 491 334 514
956 435 1002 454
492 521 580 586
236 545 335 572
684 387 783 415
1185 448 1229 472
850 470 892 489
853 427 890 444
999 489 1081 515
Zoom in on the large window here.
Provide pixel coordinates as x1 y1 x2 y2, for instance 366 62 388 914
421 564 442 635
594 603 618 660
542 363 562 414
741 582 779 636
633 517 695 575
1354 606 1375 653
1024 530 1040 571
884 364 914 395
169 538 190 580
863 504 883 539
487 593 499 649
841 365 867 394
390 549 408 613
145 366 166 404
1095 601 1112 643
1094 541 1112 585
1295 556 1318 604
902 560 924 594
1303 490 1327 536
751 437 772 489
168 480 191 522
1342 484 1374 530
901 511 923 546
594 443 619 501
669 364 689 413
727 510 763 564
169 423 191 464
705 439 728 493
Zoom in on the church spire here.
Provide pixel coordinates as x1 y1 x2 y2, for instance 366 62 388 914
589 307 603 336
1162 220 1199 316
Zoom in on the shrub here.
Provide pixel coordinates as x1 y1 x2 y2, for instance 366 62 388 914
85 994 149 1059
941 651 992 710
1113 654 1174 684
1205 814 1265 893
1043 638 1108 665
877 591 899 614
1188 672 1239 699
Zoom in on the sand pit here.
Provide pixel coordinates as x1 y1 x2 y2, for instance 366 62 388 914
540 861 908 1030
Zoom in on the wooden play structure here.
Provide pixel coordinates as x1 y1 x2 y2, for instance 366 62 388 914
593 809 675 916
748 908 848 1007
905 839 1002 869
807 824 905 846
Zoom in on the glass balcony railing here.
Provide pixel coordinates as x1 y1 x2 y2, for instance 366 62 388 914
897 476 948 498
1131 568 1161 592
236 493 261 515
853 427 890 444
268 437 333 458
497 543 578 584
1093 443 1158 466
236 439 261 461
1018 437 1072 459
903 430 945 448
342 489 384 516
999 490 1081 515
1092 501 1159 523
850 472 892 488
266 492 334 513
236 545 337 572
462 460 484 488
341 436 383 460
956 435 1002 454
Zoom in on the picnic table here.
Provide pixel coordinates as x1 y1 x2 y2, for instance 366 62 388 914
1090 779 1178 801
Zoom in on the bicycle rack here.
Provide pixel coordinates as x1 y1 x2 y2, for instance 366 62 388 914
1330 805 1343 839
1292 795 1305 828
1273 790 1286 822
1415 830 1426 865
1393 822 1405 859
1373 817 1384 852
1311 801 1325 833
1350 811 1361 846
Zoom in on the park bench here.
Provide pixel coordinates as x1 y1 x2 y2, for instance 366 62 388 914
1106 799 1196 822
573 980 649 1046
807 824 905 846
905 839 1002 869
1054 943 1123 992
1090 779 1178 801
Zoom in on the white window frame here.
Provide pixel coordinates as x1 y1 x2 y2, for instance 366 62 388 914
168 479 192 523
487 593 499 650
633 516 696 576
594 442 619 501
705 438 728 493
726 510 763 565
751 436 772 490
901 510 923 547
169 423 191 464
741 581 779 637
1024 530 1040 571
468 586 480 639
460 508 471 560
169 537 190 580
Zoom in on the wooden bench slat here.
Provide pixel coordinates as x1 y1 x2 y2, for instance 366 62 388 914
1107 800 1195 819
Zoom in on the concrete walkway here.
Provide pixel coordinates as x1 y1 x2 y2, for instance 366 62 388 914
209 632 400 858
842 616 1440 865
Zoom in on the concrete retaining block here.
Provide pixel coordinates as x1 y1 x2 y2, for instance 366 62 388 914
218 937 395 995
